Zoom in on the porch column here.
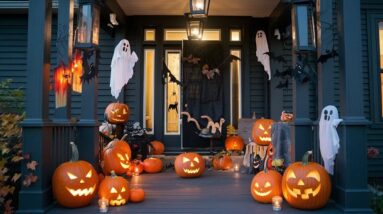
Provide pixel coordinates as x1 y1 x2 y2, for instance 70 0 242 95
334 0 372 212
18 0 53 213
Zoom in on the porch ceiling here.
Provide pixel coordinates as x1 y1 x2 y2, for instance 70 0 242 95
116 0 280 17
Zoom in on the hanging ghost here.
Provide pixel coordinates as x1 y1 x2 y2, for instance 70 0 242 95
255 30 271 80
110 39 138 99
319 105 343 174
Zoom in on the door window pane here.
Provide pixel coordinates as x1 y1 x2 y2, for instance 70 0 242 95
143 49 155 133
165 51 181 134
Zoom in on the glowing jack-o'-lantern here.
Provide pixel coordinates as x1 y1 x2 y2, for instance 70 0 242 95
98 171 130 206
105 102 130 124
282 151 331 209
103 139 132 175
250 168 282 203
52 142 98 208
175 153 205 178
225 136 244 151
252 118 274 146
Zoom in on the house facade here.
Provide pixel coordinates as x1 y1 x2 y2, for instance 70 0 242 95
0 0 380 213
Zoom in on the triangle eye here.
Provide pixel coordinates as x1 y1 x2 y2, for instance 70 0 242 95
193 157 199 163
259 124 265 130
287 170 296 179
306 170 321 182
121 187 126 192
264 182 271 188
67 172 78 180
182 157 190 163
85 170 92 178
117 153 125 161
111 187 117 193
255 182 259 188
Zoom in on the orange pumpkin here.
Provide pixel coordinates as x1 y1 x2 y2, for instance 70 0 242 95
225 136 244 151
212 154 233 170
252 118 274 146
282 151 331 209
127 160 144 176
143 158 163 173
129 188 145 203
149 140 165 155
98 171 130 206
105 102 130 124
103 139 132 175
175 153 205 178
52 142 98 208
250 169 282 203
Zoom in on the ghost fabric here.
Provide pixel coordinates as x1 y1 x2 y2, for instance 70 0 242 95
110 39 138 99
255 30 271 80
319 105 343 174
271 122 291 166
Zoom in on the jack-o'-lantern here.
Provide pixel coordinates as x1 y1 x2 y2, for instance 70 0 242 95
103 139 132 175
225 136 244 151
52 142 98 208
105 102 130 124
129 188 145 203
282 151 331 209
98 171 130 206
211 154 233 170
252 118 274 146
143 158 163 173
175 153 205 178
127 160 144 176
250 168 282 203
149 140 165 155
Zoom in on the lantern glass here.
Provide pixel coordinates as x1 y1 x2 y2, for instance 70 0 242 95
186 16 204 40
293 2 316 51
76 3 100 47
190 0 210 17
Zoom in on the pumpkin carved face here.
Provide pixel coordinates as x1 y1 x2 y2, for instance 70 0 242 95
225 136 244 151
282 152 331 209
250 170 282 203
98 171 130 206
252 119 274 146
175 153 205 178
103 139 132 175
105 102 130 124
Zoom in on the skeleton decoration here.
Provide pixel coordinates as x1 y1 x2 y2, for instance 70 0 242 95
201 64 220 80
255 30 271 80
110 39 138 99
319 105 343 174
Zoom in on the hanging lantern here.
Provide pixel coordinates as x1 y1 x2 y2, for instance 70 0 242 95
292 0 316 51
75 1 100 49
71 50 83 93
185 13 204 40
190 0 210 18
54 64 72 108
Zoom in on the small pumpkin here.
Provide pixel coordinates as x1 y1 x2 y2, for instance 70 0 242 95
103 138 132 175
149 140 165 155
98 171 130 206
129 188 145 203
175 153 205 178
212 154 233 170
52 142 98 208
143 158 163 173
225 136 244 151
105 102 130 124
127 160 144 176
282 151 331 210
252 118 274 146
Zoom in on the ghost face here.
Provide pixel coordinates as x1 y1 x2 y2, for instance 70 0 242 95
118 39 131 57
321 105 339 122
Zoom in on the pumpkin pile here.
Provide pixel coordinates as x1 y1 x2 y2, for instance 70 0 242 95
211 153 233 170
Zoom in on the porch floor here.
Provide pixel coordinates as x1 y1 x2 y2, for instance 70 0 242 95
48 168 341 214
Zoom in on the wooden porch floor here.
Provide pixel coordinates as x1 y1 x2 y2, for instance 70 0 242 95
48 168 342 214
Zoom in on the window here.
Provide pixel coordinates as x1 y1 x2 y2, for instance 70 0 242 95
164 29 221 41
144 29 156 41
230 50 242 127
143 49 155 134
230 29 241 41
379 22 383 117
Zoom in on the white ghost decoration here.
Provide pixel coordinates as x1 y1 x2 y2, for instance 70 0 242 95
110 39 138 99
255 30 271 80
319 105 343 174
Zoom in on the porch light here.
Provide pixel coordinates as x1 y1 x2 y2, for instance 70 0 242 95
292 0 316 51
75 1 100 48
190 0 210 17
185 13 204 40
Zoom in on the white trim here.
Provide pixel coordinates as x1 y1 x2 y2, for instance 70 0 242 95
143 49 155 134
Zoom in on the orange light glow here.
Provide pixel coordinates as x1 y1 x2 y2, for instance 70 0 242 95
71 50 83 93
54 64 71 108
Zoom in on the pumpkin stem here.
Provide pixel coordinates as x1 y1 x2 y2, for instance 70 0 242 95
110 170 117 177
302 150 313 166
69 142 79 162
121 134 128 141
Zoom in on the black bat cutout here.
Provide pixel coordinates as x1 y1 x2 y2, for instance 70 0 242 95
81 48 97 83
276 79 289 89
162 61 182 86
264 52 287 64
168 102 178 114
317 49 338 64
273 68 293 78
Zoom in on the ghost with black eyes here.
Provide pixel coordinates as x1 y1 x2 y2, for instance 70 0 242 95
319 105 343 174
110 39 138 99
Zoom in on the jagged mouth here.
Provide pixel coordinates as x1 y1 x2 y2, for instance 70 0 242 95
120 162 130 169
259 137 271 141
110 199 126 206
183 168 200 174
286 184 321 199
65 185 96 196
253 189 272 197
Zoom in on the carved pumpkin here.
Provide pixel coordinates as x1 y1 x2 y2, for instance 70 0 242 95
175 153 205 178
212 154 233 170
103 139 132 175
282 151 331 209
105 102 130 124
225 136 244 151
250 168 282 203
52 142 98 208
252 118 274 146
127 160 144 176
143 158 163 173
149 140 165 155
129 188 145 203
98 171 130 206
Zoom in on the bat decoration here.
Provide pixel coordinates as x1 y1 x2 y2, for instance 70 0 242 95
317 49 338 64
273 68 293 78
183 54 201 64
293 53 315 84
81 48 97 83
168 102 178 114
162 61 182 86
264 52 287 64
276 79 289 89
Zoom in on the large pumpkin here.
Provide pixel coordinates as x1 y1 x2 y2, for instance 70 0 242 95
250 168 282 203
129 188 145 203
105 102 130 124
225 136 244 151
252 118 274 146
143 158 163 173
98 171 130 206
52 142 98 208
149 140 165 155
282 151 331 209
175 153 205 178
103 139 132 175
